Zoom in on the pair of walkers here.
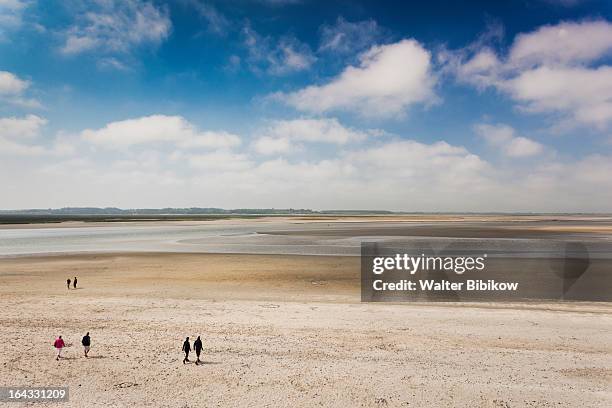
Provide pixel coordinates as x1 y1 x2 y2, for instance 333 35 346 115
182 336 203 365
53 332 91 360
66 277 78 289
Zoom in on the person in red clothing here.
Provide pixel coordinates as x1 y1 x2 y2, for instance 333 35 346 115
54 336 65 361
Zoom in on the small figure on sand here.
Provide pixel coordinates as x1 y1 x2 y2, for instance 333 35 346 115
73 277 78 289
194 336 203 365
82 332 91 357
182 337 191 364
54 335 65 361
66 278 71 289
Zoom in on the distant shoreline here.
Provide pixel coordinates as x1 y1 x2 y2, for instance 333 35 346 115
3 211 612 225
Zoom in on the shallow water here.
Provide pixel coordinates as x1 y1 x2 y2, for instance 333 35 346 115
1 219 612 257
0 221 362 256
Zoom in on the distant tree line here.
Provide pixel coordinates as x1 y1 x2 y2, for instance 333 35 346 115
0 207 395 217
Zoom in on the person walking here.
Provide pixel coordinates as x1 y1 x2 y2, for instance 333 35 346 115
194 336 203 365
66 278 71 289
54 336 65 361
73 277 78 289
182 337 191 364
82 332 91 357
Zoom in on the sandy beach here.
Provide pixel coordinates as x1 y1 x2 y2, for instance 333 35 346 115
1 250 611 407
4 0 612 405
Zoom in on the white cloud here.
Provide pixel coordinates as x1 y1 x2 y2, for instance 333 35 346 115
447 20 612 129
499 136 544 158
5 118 612 211
0 114 46 138
242 25 315 75
509 20 612 67
97 57 131 71
0 70 29 95
279 39 436 117
180 130 241 149
474 123 545 157
182 139 493 210
62 35 98 55
0 137 46 156
81 115 241 149
0 114 73 157
318 17 384 54
188 151 252 171
451 48 501 89
253 136 293 155
60 0 171 55
342 140 490 198
0 70 39 108
505 66 612 127
0 1 26 12
253 117 369 155
0 0 28 39
189 1 230 36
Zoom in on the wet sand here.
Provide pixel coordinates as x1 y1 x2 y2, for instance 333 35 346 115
0 252 611 407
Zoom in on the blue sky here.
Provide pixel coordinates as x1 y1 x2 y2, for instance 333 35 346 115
1 0 612 211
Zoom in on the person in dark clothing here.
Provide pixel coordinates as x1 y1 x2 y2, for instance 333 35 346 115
82 332 91 357
194 336 203 365
73 277 78 289
182 337 191 364
66 278 71 289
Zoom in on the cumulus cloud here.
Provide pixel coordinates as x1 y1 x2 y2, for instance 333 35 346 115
278 39 437 117
253 118 369 155
188 151 252 171
253 136 293 155
81 115 241 149
179 130 241 149
0 70 29 95
24 136 493 210
474 123 545 157
345 140 489 192
242 25 315 75
60 0 171 55
0 137 46 156
447 20 612 129
0 70 39 107
505 66 612 127
0 114 73 157
0 114 46 138
508 20 612 67
26 136 612 212
449 48 501 90
5 115 612 211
